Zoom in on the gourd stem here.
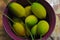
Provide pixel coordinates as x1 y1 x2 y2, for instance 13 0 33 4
40 35 42 40
36 0 38 2
27 0 32 5
1 12 15 23
27 0 38 5
25 24 34 40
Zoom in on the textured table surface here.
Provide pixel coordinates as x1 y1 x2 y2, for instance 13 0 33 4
0 0 60 40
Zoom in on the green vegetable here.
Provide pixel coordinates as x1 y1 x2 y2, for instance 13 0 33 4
13 22 26 36
37 20 49 36
31 25 37 35
31 2 46 19
25 6 31 17
25 15 38 27
8 2 26 17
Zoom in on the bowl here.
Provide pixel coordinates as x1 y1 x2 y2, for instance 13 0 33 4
3 0 56 40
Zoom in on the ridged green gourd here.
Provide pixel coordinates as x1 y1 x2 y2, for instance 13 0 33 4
37 20 49 36
13 22 26 36
31 25 37 35
25 15 38 27
8 2 26 17
31 3 46 19
25 6 31 17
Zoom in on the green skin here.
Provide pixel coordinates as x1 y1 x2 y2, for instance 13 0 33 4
37 20 49 36
31 2 46 19
25 15 38 27
8 2 26 17
31 25 37 35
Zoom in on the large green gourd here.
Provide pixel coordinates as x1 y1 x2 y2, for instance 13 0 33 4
37 20 49 36
13 22 26 36
25 15 38 27
8 2 26 17
31 2 46 19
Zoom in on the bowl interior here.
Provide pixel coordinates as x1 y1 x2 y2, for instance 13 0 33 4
3 0 56 40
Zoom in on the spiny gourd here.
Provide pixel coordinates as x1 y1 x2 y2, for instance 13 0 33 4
8 2 26 17
31 2 46 19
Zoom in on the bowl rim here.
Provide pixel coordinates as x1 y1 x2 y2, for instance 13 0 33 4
3 0 56 40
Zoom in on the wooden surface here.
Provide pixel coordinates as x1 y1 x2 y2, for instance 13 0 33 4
0 0 12 40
